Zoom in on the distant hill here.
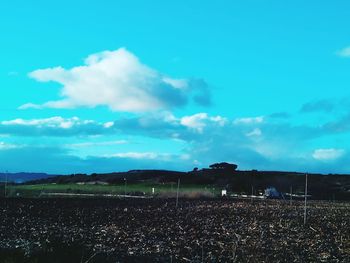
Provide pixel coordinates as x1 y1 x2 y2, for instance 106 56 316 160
24 167 350 200
0 173 56 183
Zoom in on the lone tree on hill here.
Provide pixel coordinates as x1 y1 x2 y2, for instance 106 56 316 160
209 162 238 171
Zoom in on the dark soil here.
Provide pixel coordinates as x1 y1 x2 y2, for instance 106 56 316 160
0 198 349 262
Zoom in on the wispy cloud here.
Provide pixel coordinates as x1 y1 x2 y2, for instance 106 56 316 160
336 46 350 57
108 152 168 160
233 116 264 125
24 48 211 112
67 140 128 148
0 117 115 137
18 103 43 110
0 142 22 150
312 148 345 161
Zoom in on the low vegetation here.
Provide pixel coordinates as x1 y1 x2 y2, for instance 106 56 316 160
5 183 219 198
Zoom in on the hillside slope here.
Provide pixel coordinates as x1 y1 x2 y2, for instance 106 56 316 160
25 168 350 200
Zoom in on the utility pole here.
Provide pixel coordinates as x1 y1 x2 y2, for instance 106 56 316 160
176 178 180 208
303 173 308 225
124 178 127 197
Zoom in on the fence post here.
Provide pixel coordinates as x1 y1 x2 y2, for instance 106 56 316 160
176 178 180 208
303 173 308 225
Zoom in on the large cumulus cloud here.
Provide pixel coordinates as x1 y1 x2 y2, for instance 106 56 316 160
23 48 211 112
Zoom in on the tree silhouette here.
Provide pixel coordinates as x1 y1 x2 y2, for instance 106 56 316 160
209 162 238 171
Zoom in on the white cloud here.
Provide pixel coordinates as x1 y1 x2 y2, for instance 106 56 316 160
25 48 210 112
234 116 264 125
180 113 227 132
0 142 22 150
68 140 128 148
108 152 168 160
336 46 350 57
2 116 79 128
246 128 262 137
312 148 345 161
162 77 188 89
103 122 114 128
0 116 115 137
180 113 209 132
18 103 43 110
209 115 227 126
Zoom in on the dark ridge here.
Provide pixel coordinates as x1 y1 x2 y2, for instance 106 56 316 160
0 173 58 183
19 163 350 200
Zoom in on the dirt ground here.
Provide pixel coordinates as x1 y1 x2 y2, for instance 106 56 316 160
0 198 349 262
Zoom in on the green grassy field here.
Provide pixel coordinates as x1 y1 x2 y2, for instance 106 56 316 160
5 182 220 198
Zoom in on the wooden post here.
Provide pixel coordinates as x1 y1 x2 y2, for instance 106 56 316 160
176 178 180 208
124 178 127 197
251 185 254 203
303 173 308 225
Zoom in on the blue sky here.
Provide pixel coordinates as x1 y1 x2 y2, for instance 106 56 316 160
1 0 350 174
